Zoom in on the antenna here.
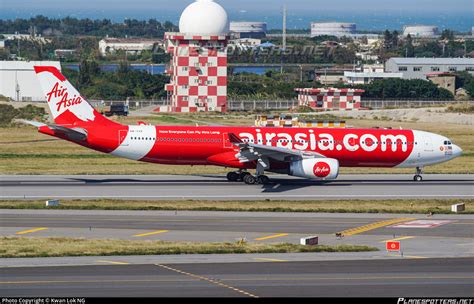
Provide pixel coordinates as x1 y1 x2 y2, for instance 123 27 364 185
282 5 287 51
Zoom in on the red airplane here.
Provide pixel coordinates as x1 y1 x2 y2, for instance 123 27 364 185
24 66 462 184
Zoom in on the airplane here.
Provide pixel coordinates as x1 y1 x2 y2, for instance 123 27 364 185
23 66 463 185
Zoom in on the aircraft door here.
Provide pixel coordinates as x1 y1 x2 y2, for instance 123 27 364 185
119 130 129 146
423 136 433 152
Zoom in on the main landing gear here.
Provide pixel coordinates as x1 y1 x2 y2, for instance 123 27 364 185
413 167 423 182
226 171 271 185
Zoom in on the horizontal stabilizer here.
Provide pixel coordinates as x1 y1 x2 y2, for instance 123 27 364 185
18 120 87 142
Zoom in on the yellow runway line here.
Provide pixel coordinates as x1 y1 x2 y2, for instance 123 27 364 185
380 236 416 243
15 227 48 235
337 218 415 237
133 230 169 237
156 264 258 298
96 260 130 265
254 233 289 241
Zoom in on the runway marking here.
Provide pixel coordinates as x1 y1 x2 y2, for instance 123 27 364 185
336 218 415 237
387 254 428 259
133 230 169 237
95 260 130 265
155 264 258 298
0 278 196 285
15 227 48 235
253 258 288 262
0 217 375 225
255 233 289 241
1 275 471 285
224 275 473 282
380 236 416 243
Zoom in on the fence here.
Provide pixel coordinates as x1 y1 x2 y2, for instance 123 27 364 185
88 99 472 112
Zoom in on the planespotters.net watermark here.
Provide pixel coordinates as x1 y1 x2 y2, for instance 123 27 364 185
398 299 473 304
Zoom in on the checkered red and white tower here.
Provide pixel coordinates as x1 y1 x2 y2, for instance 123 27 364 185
155 0 229 113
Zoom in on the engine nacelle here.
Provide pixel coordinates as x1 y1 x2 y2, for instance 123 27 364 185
289 158 339 180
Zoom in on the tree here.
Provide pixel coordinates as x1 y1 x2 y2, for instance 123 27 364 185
405 34 414 57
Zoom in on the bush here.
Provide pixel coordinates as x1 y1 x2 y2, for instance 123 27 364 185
446 103 474 114
0 104 47 127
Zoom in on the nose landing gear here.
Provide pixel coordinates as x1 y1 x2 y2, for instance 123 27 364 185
413 167 423 182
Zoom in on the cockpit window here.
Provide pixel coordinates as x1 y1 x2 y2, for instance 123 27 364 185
444 140 452 145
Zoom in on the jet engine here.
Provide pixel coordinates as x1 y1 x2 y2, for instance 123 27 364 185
289 158 339 180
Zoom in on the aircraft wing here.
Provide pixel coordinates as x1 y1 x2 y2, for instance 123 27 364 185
18 120 88 142
228 133 326 163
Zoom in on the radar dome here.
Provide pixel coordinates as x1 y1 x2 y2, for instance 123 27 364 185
179 0 229 35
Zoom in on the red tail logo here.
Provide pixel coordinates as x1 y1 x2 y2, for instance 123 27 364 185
313 162 331 177
46 82 83 112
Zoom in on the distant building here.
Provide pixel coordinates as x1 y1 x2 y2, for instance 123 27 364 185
426 73 456 95
98 38 162 56
0 61 61 101
311 22 356 38
54 49 76 58
0 40 4 49
295 88 364 111
228 38 262 50
385 57 474 79
230 22 267 39
344 71 403 85
403 25 439 38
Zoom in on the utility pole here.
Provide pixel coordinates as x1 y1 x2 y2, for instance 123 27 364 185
281 4 287 74
282 5 287 51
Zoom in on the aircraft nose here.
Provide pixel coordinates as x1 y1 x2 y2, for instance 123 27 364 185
453 145 463 157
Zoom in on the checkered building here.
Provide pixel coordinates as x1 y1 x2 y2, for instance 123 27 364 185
156 33 228 113
295 88 365 111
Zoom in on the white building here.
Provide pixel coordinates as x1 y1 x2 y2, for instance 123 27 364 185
402 25 439 38
99 38 162 56
311 22 356 38
230 21 267 39
385 57 474 79
344 71 403 85
0 61 61 101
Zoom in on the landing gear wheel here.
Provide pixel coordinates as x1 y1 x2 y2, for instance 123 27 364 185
226 172 240 182
239 172 251 181
257 175 270 185
243 174 257 185
413 175 423 182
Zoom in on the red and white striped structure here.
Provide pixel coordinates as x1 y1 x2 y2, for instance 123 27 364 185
295 88 365 111
155 33 228 113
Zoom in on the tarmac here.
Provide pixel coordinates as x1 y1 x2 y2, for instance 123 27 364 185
1 174 473 200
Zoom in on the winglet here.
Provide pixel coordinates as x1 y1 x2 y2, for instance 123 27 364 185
228 133 243 144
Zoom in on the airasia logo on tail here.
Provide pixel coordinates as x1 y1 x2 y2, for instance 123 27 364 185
313 162 331 177
46 82 83 112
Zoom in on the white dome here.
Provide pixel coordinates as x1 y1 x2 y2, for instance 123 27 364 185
179 0 229 35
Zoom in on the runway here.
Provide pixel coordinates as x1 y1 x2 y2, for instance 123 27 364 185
1 258 473 297
1 209 473 267
1 174 473 200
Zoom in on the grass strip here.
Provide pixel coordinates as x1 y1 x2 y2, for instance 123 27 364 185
0 199 472 214
0 237 378 258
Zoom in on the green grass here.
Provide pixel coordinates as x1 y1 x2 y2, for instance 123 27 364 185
0 237 378 258
1 199 472 214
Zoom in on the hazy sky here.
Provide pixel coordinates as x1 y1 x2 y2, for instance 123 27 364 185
3 0 472 13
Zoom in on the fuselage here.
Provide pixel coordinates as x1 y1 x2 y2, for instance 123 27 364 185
68 124 462 170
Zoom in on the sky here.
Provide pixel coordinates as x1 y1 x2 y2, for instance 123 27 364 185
1 0 473 31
